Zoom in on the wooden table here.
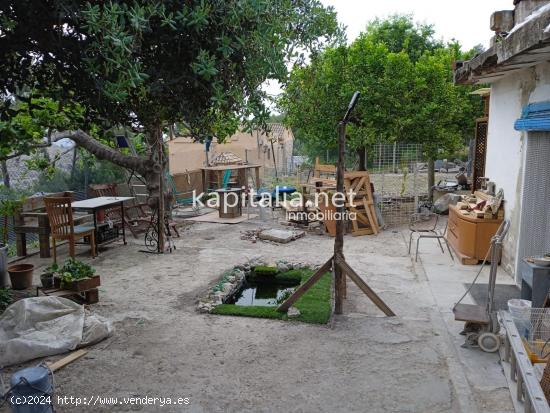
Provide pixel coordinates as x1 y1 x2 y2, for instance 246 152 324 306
446 204 503 264
72 196 134 246
201 164 261 192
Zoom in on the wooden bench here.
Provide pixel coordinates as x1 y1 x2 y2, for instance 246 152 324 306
14 191 91 258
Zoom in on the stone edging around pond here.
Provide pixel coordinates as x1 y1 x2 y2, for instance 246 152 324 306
196 258 320 314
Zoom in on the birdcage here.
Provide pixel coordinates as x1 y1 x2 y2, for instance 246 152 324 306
511 306 550 364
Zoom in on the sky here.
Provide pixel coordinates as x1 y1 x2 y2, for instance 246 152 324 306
266 0 507 109
320 0 506 50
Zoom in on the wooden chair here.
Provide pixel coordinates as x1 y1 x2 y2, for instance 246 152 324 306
44 197 96 263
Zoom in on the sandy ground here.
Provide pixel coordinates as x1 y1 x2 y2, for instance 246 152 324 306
5 214 515 413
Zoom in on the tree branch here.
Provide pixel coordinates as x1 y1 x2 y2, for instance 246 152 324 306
53 130 148 175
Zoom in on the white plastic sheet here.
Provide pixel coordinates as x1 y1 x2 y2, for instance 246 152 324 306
0 297 113 366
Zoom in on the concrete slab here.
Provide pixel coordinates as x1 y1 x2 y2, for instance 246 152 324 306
258 229 305 243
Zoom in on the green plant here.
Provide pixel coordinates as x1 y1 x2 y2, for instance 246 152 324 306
212 269 238 293
253 266 278 276
276 289 294 305
57 258 95 287
0 288 12 312
44 263 59 276
0 197 24 245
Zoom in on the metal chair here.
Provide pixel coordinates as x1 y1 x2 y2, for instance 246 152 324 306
44 197 96 263
408 212 454 262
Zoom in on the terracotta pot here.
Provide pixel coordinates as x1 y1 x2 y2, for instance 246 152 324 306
7 263 34 290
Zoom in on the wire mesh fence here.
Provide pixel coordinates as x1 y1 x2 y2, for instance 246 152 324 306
262 143 459 228
369 143 458 226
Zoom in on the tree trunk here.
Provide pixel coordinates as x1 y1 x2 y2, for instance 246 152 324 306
357 147 367 171
428 157 435 202
54 130 149 175
1 161 10 188
55 128 173 250
143 126 166 252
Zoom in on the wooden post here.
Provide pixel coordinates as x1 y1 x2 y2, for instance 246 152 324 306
334 122 346 314
276 92 394 318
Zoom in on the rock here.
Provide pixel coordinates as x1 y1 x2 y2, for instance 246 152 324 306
197 303 211 313
277 262 290 272
227 276 236 283
222 283 233 294
287 307 301 319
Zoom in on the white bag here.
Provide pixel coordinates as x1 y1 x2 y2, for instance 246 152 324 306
0 297 113 366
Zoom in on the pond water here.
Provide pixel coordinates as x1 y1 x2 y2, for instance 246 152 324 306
227 281 297 307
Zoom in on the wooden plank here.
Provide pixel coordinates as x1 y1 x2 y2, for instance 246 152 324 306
344 171 370 179
277 258 334 312
351 176 366 193
47 349 88 372
336 257 395 316
453 303 489 324
363 201 379 235
351 228 373 236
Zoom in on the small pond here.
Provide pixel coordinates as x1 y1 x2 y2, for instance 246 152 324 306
226 280 299 307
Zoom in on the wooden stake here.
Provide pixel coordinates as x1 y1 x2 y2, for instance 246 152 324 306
277 92 394 318
277 258 333 312
335 256 395 316
47 349 88 372
333 122 347 314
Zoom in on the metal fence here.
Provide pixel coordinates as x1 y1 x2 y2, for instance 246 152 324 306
370 143 458 226
262 143 459 228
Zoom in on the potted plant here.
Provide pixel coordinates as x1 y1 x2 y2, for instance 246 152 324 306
7 263 34 290
53 258 100 292
40 263 58 288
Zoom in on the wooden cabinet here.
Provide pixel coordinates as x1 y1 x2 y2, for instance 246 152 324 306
447 205 503 265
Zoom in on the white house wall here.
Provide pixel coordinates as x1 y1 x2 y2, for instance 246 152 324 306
485 62 550 281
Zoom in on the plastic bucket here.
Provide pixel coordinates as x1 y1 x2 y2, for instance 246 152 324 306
508 298 532 337
7 264 34 290
9 365 54 413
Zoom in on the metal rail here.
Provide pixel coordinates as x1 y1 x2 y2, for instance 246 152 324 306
499 310 550 413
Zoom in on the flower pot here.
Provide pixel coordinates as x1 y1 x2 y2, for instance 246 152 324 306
40 273 54 289
7 263 34 290
0 243 8 288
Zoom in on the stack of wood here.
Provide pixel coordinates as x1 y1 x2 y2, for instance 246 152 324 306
344 171 379 236
456 190 504 220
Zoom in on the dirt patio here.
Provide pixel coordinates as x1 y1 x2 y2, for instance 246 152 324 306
6 216 516 413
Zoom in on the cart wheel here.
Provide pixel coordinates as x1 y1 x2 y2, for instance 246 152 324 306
478 332 501 353
462 332 479 348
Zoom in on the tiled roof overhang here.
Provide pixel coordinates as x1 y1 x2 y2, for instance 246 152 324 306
454 7 550 84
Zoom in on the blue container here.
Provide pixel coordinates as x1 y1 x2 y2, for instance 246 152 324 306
9 366 53 413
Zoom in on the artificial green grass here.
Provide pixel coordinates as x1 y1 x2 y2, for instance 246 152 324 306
248 268 302 285
253 265 279 275
211 268 332 324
